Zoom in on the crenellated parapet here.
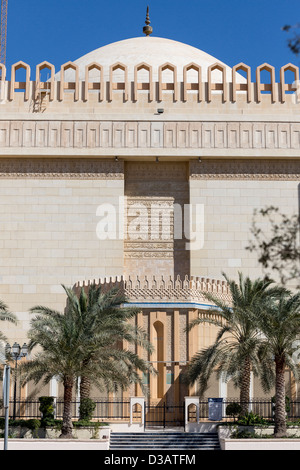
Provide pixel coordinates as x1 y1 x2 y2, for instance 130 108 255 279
74 274 232 306
0 60 299 104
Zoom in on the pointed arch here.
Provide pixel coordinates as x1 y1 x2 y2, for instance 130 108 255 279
134 62 153 101
207 62 227 102
84 62 104 101
280 63 299 103
109 62 128 101
232 63 252 102
35 61 55 101
256 63 277 102
60 61 79 101
10 61 31 101
158 62 178 101
183 62 202 101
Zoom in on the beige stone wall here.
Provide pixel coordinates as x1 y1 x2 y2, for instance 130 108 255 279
189 159 299 283
0 160 124 344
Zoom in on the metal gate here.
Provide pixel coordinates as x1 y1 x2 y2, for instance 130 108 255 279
144 402 185 428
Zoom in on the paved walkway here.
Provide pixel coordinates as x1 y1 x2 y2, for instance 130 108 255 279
0 438 109 450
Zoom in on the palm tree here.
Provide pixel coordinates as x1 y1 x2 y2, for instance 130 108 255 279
0 300 17 364
0 300 17 343
21 284 155 437
63 283 155 415
184 272 282 414
255 291 300 438
21 304 85 438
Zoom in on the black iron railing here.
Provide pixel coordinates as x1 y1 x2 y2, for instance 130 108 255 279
2 398 300 423
0 398 134 421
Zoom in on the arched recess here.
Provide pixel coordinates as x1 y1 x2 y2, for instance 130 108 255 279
184 397 200 425
134 62 153 101
207 62 227 102
256 63 277 103
232 63 252 102
187 403 197 422
84 62 104 101
158 62 178 101
280 63 299 103
109 62 128 101
183 62 202 102
35 61 55 101
60 61 79 101
152 320 165 399
10 61 31 101
130 397 145 425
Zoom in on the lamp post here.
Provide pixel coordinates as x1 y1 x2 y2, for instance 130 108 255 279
5 342 28 420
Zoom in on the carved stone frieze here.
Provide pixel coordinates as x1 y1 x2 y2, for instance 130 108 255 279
189 159 300 180
0 158 124 179
125 195 175 259
0 120 300 151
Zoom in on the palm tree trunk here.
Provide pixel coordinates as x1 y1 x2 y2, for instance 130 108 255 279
79 375 92 420
240 356 251 415
60 376 74 438
80 375 91 400
274 355 287 438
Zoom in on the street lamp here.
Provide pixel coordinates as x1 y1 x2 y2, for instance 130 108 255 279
5 342 28 420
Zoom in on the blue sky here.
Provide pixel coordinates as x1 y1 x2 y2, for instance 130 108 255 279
5 0 300 79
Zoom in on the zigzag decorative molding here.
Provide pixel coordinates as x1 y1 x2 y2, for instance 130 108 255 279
74 274 232 305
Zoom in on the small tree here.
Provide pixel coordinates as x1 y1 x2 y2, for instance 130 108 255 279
282 23 300 55
247 206 300 288
226 402 242 422
39 396 55 427
79 398 96 423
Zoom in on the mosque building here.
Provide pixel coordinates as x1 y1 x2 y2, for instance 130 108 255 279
0 10 299 418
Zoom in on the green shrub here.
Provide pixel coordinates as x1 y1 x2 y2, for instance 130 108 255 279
26 419 41 431
231 429 255 439
237 411 268 425
26 419 41 437
39 396 55 427
79 398 96 422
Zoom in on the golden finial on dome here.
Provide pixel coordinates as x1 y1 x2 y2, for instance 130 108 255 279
143 6 153 36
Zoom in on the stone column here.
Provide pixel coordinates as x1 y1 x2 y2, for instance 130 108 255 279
187 309 198 396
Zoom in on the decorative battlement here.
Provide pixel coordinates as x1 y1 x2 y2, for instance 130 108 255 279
74 274 232 306
0 60 299 104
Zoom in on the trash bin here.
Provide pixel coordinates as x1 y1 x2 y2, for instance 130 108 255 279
208 398 223 421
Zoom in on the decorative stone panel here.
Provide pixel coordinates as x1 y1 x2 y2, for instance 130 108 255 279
0 120 299 152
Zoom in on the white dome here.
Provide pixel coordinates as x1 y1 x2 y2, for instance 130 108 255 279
60 36 244 83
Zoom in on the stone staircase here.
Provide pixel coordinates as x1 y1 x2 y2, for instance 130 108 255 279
109 432 220 450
